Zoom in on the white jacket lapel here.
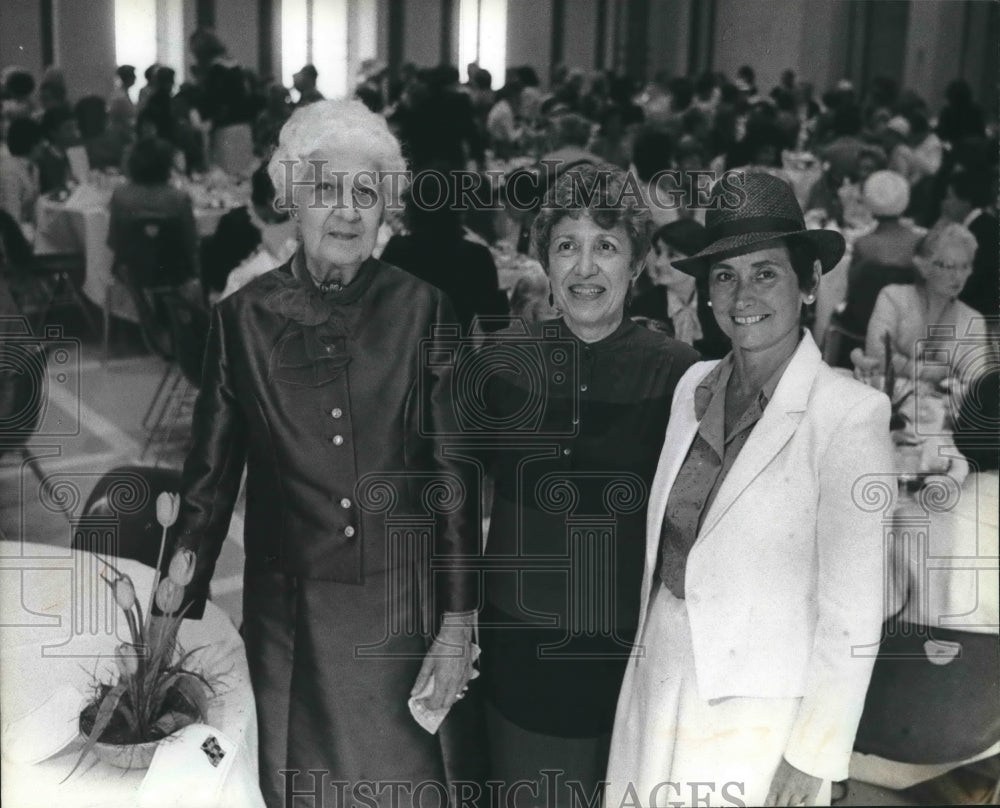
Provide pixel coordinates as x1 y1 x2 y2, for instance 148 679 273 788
698 333 823 538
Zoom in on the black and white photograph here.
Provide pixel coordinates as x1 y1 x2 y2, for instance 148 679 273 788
0 1 998 806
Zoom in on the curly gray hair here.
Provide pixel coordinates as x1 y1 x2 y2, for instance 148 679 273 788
267 98 407 209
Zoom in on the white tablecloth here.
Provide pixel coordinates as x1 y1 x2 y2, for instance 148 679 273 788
0 542 263 808
33 193 230 310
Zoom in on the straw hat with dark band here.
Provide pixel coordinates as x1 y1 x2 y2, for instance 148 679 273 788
671 172 846 277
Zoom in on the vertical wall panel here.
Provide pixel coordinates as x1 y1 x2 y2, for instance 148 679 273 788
505 0 551 82
0 0 45 77
56 0 116 97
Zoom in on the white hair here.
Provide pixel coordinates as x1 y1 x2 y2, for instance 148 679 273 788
268 98 407 209
917 221 978 263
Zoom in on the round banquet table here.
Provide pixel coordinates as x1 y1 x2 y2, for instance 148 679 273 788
33 190 232 314
0 542 264 808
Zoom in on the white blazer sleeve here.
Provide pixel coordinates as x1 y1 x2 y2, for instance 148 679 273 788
783 389 894 782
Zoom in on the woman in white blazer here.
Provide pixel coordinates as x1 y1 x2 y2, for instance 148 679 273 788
604 173 896 808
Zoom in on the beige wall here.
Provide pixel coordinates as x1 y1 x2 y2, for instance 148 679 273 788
903 0 965 111
0 0 46 79
713 0 809 94
55 0 117 98
647 0 689 79
214 0 259 72
506 0 551 80
402 0 441 67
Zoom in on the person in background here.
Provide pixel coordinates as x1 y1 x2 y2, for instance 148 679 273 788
0 118 42 237
1 68 36 133
35 105 76 192
629 127 676 230
142 66 177 144
203 162 296 302
837 170 923 359
379 169 508 333
253 82 291 157
631 219 730 358
36 67 69 116
75 95 129 170
292 64 324 107
939 169 999 318
607 172 892 807
478 164 698 807
136 64 161 116
486 79 523 159
860 221 981 384
109 65 137 132
108 137 198 285
937 78 986 147
466 65 494 144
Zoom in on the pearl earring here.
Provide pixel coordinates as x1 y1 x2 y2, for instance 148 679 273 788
805 293 816 304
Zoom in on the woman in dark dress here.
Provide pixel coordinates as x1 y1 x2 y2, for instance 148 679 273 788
476 163 698 806
167 99 478 808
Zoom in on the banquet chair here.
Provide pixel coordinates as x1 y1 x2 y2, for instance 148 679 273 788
72 465 183 569
852 623 1000 795
0 209 95 335
106 216 194 360
822 306 866 369
137 291 210 460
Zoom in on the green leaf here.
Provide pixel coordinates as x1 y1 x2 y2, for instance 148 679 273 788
62 682 127 782
172 672 210 720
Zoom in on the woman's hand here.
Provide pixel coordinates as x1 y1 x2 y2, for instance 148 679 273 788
764 758 822 806
410 611 476 711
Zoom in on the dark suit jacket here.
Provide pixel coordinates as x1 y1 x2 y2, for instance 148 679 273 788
379 232 508 333
960 210 999 317
171 254 479 621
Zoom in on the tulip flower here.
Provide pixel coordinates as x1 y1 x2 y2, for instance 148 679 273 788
156 492 180 529
115 643 139 678
155 578 184 614
113 576 137 611
167 548 196 586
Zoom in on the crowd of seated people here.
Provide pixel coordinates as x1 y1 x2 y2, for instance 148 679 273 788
1 34 996 349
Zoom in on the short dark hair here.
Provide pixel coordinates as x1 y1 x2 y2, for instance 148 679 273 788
952 370 999 472
116 65 136 83
6 118 43 156
531 163 651 272
3 69 35 98
127 137 174 184
631 128 673 182
74 95 107 139
40 105 73 137
947 170 991 209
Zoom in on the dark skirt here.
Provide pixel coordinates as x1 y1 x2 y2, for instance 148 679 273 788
242 570 446 808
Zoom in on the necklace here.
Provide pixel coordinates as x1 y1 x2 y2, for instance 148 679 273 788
318 280 344 293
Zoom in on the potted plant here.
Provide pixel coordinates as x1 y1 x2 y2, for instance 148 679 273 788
67 492 214 776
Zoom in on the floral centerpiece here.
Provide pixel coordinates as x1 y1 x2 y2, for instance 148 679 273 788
67 493 213 776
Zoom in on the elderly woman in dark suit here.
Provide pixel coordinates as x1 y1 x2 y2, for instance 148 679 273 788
168 99 478 808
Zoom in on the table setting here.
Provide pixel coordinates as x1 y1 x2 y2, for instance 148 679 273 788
32 168 247 311
0 498 263 808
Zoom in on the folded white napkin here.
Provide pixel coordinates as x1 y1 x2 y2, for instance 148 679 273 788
1 684 85 765
407 645 481 734
137 724 238 808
